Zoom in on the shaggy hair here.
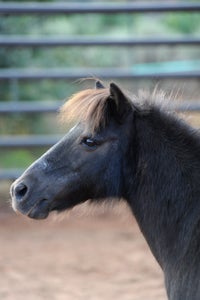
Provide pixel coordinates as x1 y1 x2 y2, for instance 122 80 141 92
60 88 111 133
59 85 176 134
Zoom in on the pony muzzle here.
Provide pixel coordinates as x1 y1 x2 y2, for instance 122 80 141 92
11 180 50 220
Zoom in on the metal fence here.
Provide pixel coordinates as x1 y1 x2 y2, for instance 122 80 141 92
1 2 200 14
0 2 200 180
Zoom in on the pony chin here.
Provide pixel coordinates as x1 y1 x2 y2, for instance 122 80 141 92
12 196 51 220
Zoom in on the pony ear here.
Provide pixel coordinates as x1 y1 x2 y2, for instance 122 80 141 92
109 83 131 121
95 80 105 89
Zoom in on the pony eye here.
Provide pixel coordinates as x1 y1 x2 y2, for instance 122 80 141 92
82 137 97 148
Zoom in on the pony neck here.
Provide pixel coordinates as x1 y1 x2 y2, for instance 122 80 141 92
126 107 200 300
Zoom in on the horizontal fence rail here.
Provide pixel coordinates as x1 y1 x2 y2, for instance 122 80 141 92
0 169 24 180
0 2 200 15
0 101 63 113
1 101 200 114
0 135 62 149
1 36 200 47
0 68 200 80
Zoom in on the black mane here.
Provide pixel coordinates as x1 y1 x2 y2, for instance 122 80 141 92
127 104 200 299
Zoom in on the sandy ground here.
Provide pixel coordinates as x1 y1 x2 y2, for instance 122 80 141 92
0 197 167 300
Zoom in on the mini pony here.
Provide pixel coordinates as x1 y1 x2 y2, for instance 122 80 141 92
11 81 200 300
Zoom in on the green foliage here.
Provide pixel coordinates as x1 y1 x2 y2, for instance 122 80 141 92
165 13 200 35
0 149 45 168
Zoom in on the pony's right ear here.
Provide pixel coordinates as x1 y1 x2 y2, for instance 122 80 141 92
95 80 105 89
109 82 132 122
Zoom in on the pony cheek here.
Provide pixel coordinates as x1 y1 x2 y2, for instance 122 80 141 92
48 172 90 211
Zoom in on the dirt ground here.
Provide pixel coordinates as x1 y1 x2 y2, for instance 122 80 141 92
0 189 167 300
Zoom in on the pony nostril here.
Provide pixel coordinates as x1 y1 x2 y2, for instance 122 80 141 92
14 183 28 200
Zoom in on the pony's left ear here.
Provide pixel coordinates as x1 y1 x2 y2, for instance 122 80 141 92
109 83 132 121
95 80 105 89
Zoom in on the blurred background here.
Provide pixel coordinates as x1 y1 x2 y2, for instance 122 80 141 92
0 1 200 299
